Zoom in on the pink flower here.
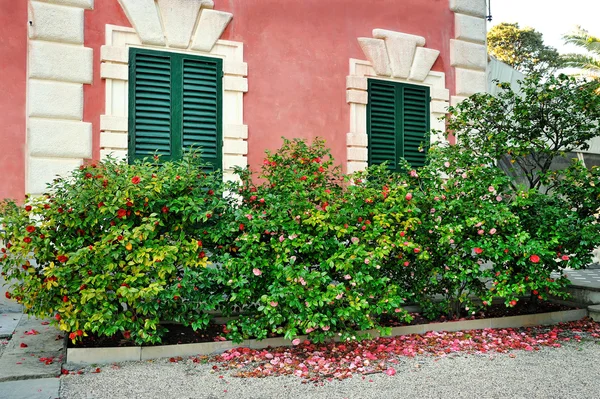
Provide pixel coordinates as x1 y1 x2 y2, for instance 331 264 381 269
474 247 483 254
351 237 359 244
253 268 262 276
245 214 253 220
430 208 436 214
496 195 503 202
270 301 278 307
489 228 497 235
488 186 495 193
279 235 285 242
385 367 396 376
449 239 455 244
292 338 301 346
444 161 450 168
405 193 413 201
344 274 351 280
409 170 418 177
336 293 344 300
478 229 484 235
305 327 314 333
561 255 569 261
394 308 402 313
364 258 370 264
322 326 330 331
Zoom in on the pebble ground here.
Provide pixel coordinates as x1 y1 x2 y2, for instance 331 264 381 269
61 340 600 399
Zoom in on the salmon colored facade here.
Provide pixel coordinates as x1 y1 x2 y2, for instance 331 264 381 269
0 0 489 200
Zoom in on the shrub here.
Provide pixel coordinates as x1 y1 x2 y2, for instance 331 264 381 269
214 139 417 343
0 154 228 344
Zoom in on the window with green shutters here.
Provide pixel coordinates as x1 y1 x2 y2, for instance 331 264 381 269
367 79 430 170
128 48 223 170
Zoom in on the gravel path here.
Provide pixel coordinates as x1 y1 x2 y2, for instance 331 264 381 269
61 341 600 399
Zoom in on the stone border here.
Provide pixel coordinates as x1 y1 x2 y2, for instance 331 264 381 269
102 0 247 183
66 308 588 365
26 0 95 194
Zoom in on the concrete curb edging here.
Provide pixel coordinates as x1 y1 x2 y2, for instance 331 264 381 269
66 309 588 365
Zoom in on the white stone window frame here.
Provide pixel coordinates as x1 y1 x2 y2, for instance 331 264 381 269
346 30 450 174
100 24 248 182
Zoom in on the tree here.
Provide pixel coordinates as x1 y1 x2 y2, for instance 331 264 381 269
445 73 600 191
487 23 563 74
562 26 600 78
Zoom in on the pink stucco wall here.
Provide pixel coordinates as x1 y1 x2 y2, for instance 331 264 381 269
217 0 455 172
0 1 27 201
83 0 454 172
84 1 131 161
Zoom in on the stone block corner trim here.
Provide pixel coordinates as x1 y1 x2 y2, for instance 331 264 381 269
65 309 587 365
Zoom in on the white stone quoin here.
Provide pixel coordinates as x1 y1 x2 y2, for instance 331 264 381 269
449 0 488 105
26 0 95 194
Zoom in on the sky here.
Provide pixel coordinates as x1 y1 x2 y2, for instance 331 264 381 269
488 0 600 54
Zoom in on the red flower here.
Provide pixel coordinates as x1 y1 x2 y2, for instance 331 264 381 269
85 173 92 179
39 234 45 239
318 166 325 173
26 225 35 233
529 254 540 263
117 235 123 241
20 343 28 348
126 201 133 207
405 193 413 201
123 331 131 339
199 251 206 258
24 205 32 212
161 206 169 214
57 255 68 263
510 300 517 306
414 248 421 254
57 207 64 213
23 237 31 244
131 176 141 184
197 240 203 247
55 314 61 321
62 296 69 302
117 209 127 218
206 213 212 219
5 292 10 299
208 190 214 196
98 202 104 208
102 179 108 188
43 204 50 209
77 330 83 337
173 295 180 300
69 333 76 340
300 176 307 181
239 223 245 231
474 247 483 254
561 255 569 261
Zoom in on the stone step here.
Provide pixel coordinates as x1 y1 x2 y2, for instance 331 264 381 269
0 313 22 339
0 317 64 382
588 305 600 322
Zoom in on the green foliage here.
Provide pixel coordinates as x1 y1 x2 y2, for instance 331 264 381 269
562 26 600 79
1 134 598 344
445 73 600 192
487 22 563 74
214 139 416 343
0 154 228 344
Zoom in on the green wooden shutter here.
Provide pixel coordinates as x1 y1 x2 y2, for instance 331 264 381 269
367 81 398 170
182 57 222 170
367 80 430 170
129 50 173 161
401 85 430 168
128 48 222 168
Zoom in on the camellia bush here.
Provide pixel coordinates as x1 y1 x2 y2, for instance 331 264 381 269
212 139 419 343
0 154 229 344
